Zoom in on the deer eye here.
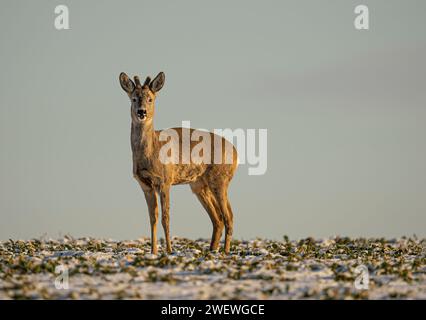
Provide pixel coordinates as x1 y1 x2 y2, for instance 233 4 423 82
147 97 153 103
132 97 137 102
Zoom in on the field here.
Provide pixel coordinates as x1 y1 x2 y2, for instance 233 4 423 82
0 236 425 299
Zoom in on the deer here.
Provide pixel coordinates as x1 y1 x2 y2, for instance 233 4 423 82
119 72 238 254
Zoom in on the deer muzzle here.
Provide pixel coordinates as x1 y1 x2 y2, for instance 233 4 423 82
137 109 147 120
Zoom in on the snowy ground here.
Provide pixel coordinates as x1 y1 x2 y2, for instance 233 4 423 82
0 236 425 299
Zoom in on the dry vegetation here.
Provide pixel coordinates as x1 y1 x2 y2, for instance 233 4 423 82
0 236 425 299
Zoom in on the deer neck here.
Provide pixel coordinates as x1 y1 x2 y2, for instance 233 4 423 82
131 120 157 158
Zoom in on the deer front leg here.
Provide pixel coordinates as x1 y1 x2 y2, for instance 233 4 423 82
143 189 158 255
160 185 172 253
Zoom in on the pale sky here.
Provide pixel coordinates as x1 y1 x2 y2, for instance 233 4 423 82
1 0 425 240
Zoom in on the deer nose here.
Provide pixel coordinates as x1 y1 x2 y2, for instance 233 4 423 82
137 109 147 119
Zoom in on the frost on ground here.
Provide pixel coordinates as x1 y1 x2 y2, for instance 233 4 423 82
0 236 425 299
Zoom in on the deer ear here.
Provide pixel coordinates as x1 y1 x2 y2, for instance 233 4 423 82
150 72 165 93
119 72 135 94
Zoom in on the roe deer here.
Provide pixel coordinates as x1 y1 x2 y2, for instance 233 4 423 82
119 72 238 254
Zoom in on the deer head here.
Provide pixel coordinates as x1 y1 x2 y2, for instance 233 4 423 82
119 72 165 124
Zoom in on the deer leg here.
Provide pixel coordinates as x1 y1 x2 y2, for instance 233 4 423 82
226 198 235 250
160 185 172 253
212 186 234 254
143 189 158 255
204 188 225 251
190 182 224 251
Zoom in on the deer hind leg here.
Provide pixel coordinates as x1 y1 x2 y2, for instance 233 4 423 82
143 189 158 255
211 184 234 254
190 181 224 251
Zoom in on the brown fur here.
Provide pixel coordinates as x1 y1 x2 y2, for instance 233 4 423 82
119 72 238 254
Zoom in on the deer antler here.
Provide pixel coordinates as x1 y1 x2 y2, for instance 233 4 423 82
133 76 142 88
143 76 151 87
